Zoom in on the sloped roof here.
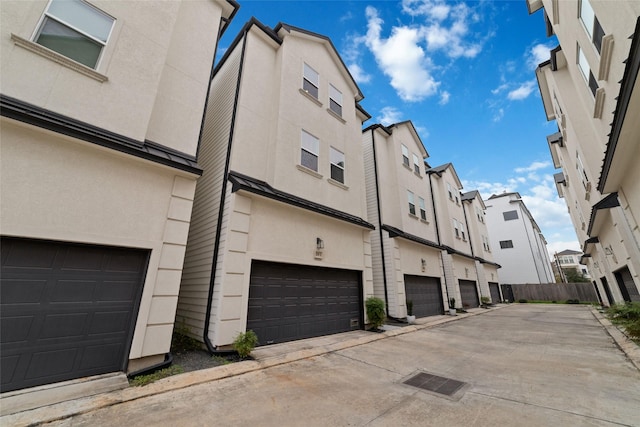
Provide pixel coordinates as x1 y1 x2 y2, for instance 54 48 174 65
426 163 463 189
556 249 582 256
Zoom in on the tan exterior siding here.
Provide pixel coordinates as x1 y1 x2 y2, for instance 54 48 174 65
176 44 243 339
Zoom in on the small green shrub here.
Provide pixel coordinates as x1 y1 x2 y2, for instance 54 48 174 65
566 299 580 304
406 299 414 316
518 299 528 303
212 355 232 365
130 365 183 387
171 320 202 353
480 296 490 305
449 297 456 308
606 302 640 342
366 297 386 329
233 330 259 358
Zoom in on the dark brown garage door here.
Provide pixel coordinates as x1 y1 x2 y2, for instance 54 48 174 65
614 267 640 302
489 282 501 303
247 261 362 346
404 275 443 317
459 280 479 308
1 237 148 393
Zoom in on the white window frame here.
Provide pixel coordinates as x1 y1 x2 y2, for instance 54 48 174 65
401 144 410 167
412 154 421 175
579 0 604 53
576 151 589 190
447 182 454 200
577 44 598 96
300 129 319 172
460 222 466 241
33 0 115 69
408 190 416 216
303 63 319 99
453 218 460 238
329 84 343 117
330 146 345 184
418 197 427 221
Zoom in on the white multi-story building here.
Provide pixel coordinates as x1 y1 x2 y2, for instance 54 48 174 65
554 249 591 281
484 193 554 284
178 20 374 350
0 0 238 405
530 0 640 303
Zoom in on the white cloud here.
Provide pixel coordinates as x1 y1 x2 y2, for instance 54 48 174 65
402 0 451 21
347 63 372 84
364 7 440 102
415 125 430 139
514 161 551 173
378 106 403 126
527 43 554 69
439 91 450 105
507 80 536 100
492 108 504 122
491 83 509 95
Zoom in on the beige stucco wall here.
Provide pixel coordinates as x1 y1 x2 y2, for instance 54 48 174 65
0 119 198 363
1 0 223 156
208 193 374 347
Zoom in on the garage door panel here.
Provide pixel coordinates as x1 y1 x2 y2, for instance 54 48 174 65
247 261 362 345
0 237 148 392
459 280 480 308
404 275 443 318
489 282 500 303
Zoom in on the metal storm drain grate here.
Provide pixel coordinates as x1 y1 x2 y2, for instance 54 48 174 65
403 372 467 397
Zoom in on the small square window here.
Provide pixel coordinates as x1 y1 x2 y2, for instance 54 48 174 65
401 144 409 167
408 191 416 216
419 197 427 221
303 63 319 99
301 130 319 172
500 240 514 249
330 147 345 183
329 84 342 117
34 0 115 69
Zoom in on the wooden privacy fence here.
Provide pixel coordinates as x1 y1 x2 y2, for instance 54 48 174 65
500 283 599 303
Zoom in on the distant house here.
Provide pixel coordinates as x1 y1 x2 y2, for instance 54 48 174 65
177 19 374 350
362 121 445 319
0 0 238 399
530 0 640 303
554 249 591 281
484 193 555 284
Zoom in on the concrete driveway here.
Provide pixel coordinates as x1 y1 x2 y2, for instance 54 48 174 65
13 305 640 426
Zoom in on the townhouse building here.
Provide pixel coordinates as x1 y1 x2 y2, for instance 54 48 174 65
0 0 238 403
427 164 501 308
553 249 590 282
362 122 445 319
530 0 640 303
177 19 374 350
461 190 502 303
484 193 554 284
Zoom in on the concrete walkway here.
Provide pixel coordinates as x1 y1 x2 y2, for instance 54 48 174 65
3 305 639 426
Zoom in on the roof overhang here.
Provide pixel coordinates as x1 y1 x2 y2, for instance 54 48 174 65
587 193 620 236
535 61 556 121
382 224 442 250
547 132 564 168
216 0 240 35
599 17 640 193
554 172 566 198
582 236 599 255
526 0 543 14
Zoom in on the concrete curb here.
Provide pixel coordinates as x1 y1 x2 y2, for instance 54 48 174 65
589 307 640 372
0 305 509 427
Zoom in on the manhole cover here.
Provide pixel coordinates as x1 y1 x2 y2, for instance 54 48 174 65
403 372 467 397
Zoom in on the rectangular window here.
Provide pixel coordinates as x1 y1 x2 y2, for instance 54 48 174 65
579 0 604 53
476 207 484 223
453 219 460 238
330 147 345 183
500 240 514 249
577 45 598 96
503 210 519 221
408 191 416 216
447 182 454 200
34 0 115 69
303 63 319 99
576 151 589 190
301 130 319 172
482 235 490 252
460 223 466 241
412 154 420 175
401 144 409 167
329 84 342 116
418 197 427 221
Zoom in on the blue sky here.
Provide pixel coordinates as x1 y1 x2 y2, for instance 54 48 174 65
217 0 579 258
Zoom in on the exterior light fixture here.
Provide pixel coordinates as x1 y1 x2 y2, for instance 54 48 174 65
421 258 426 271
316 238 324 250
